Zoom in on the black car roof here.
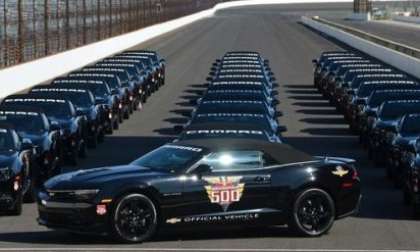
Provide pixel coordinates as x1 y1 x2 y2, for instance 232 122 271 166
362 80 418 85
186 122 268 131
69 72 116 78
3 94 68 104
31 86 90 94
53 78 107 85
196 113 265 117
82 67 126 73
170 139 313 164
355 73 404 78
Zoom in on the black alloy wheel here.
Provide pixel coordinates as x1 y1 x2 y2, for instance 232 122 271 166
290 188 335 237
112 193 158 243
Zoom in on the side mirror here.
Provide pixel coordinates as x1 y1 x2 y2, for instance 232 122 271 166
21 138 33 150
212 62 218 67
210 67 217 72
189 99 198 105
269 77 276 82
275 111 283 117
271 100 280 106
264 59 270 65
215 59 221 63
206 77 213 82
355 99 367 105
312 59 318 64
209 71 215 77
268 71 274 76
76 110 85 116
194 164 212 176
277 125 287 134
271 90 279 96
159 59 165 64
50 121 60 131
173 125 184 134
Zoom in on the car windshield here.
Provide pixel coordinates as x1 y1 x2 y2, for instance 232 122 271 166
0 130 15 151
401 116 420 136
180 131 267 141
193 115 272 132
0 113 46 134
66 93 94 107
35 102 73 119
197 103 267 115
131 145 204 173
379 104 420 120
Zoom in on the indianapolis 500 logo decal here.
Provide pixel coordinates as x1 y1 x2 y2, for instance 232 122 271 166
203 176 244 211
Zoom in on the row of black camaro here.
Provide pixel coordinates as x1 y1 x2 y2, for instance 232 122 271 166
313 50 420 217
173 51 286 142
0 50 165 215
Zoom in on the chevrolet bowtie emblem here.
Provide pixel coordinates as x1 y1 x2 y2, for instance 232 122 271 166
332 166 349 177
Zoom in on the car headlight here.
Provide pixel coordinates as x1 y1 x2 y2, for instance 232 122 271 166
0 167 11 182
367 116 376 128
73 189 100 201
386 132 396 144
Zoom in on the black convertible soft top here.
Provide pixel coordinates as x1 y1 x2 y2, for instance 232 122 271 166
171 138 314 164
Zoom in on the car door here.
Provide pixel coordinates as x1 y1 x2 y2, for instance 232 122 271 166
179 151 273 223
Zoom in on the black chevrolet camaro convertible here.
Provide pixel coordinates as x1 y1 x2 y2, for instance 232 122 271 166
38 139 361 243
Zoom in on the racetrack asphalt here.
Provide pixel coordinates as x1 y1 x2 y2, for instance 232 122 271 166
0 3 419 251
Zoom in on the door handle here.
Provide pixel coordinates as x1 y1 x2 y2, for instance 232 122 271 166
254 175 271 183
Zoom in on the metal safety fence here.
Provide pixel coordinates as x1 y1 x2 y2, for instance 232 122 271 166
0 0 222 69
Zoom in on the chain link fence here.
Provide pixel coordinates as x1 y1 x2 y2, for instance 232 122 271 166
0 0 222 69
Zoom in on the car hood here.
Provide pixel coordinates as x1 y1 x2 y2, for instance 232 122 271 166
394 136 417 149
44 165 165 190
0 151 17 167
374 120 397 130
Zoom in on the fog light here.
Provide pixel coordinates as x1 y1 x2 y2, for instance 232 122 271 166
118 103 123 109
96 204 107 216
13 177 20 191
108 113 113 119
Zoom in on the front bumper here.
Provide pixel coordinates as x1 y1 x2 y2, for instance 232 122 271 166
37 195 109 234
0 182 19 210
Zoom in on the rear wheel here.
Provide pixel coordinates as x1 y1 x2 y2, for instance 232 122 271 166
111 193 158 243
289 188 335 237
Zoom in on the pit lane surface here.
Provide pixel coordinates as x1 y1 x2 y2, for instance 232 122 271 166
0 3 419 251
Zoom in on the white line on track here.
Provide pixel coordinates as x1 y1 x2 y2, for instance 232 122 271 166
0 249 419 252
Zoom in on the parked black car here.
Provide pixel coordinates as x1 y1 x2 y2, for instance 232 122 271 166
0 124 37 215
368 100 420 164
388 114 420 186
29 87 105 148
345 81 420 130
38 139 360 242
120 50 166 87
0 107 61 181
358 89 420 143
52 79 120 133
1 95 87 165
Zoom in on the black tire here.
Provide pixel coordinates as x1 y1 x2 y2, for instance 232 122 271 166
403 186 411 206
289 188 335 237
111 193 158 243
78 142 87 159
88 135 98 149
24 178 36 203
9 191 23 216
